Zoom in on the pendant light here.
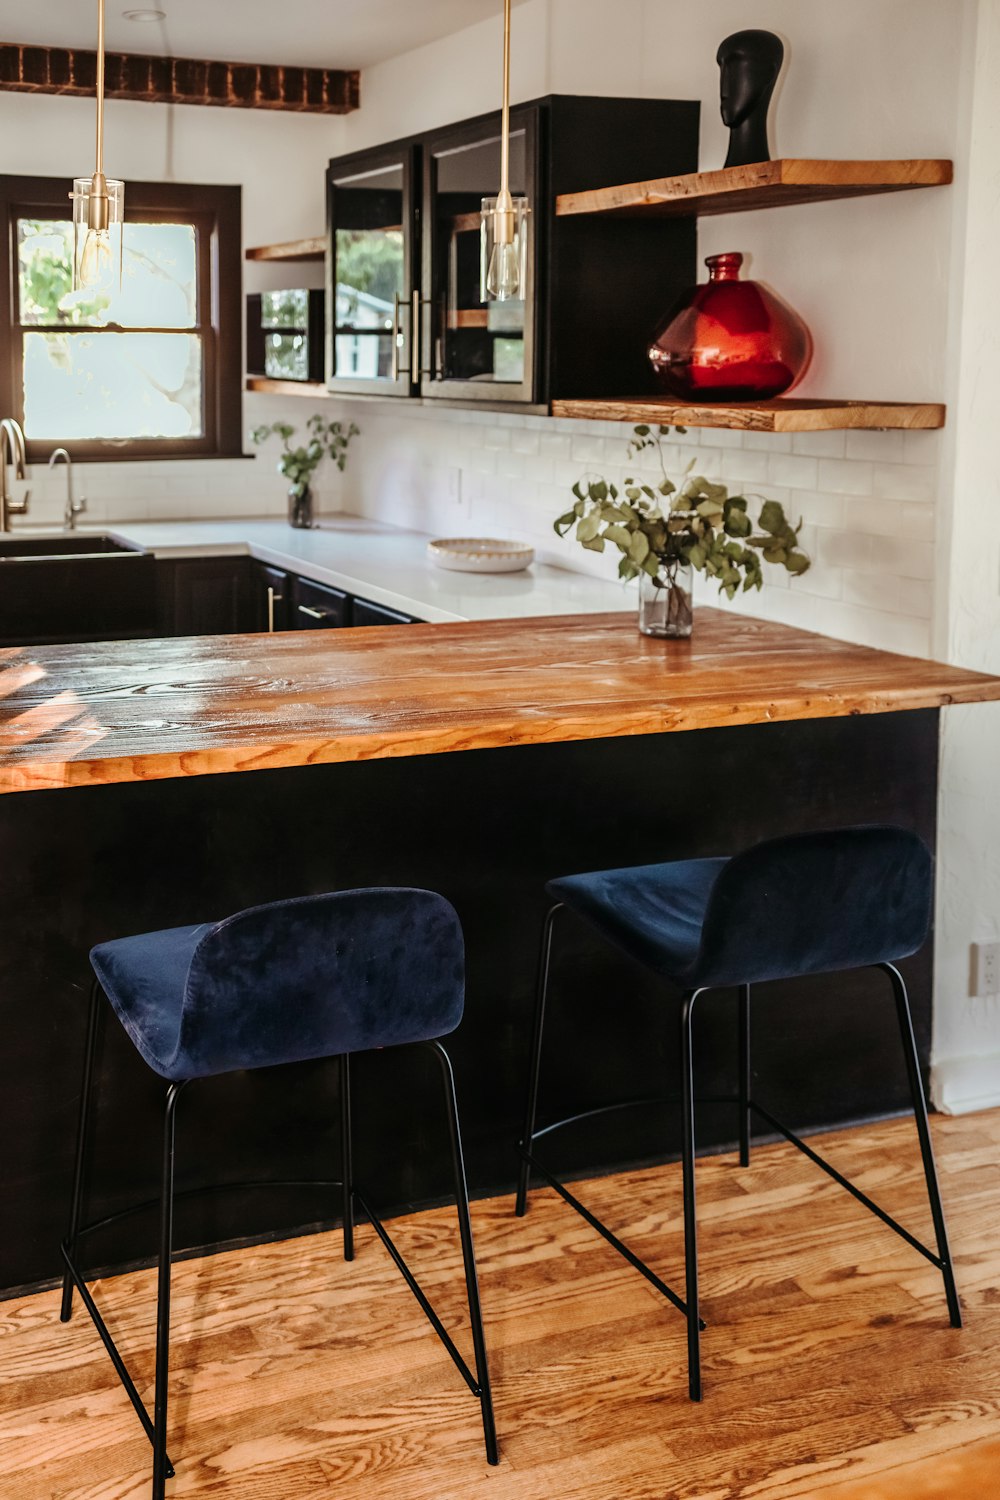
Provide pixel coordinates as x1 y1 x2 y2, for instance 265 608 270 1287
72 0 124 296
481 0 528 302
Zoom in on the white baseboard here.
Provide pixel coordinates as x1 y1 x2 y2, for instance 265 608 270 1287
931 1052 1000 1115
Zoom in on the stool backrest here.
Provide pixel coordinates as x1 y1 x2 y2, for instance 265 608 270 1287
695 826 932 988
177 887 465 1077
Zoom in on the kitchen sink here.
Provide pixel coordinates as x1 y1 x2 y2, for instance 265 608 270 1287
0 533 142 560
0 534 156 644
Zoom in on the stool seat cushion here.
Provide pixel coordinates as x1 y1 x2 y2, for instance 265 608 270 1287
548 858 728 979
547 827 932 989
91 888 465 1082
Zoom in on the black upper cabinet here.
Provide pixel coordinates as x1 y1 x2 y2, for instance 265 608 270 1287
326 144 419 398
327 95 700 408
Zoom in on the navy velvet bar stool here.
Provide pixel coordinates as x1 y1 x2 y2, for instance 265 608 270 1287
60 887 498 1498
515 826 961 1402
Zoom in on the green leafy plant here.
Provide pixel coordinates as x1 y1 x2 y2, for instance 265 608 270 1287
251 414 360 499
554 424 810 599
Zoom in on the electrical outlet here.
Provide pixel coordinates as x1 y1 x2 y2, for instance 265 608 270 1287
970 941 1000 997
447 468 465 508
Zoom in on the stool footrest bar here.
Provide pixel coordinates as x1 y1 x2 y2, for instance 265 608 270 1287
750 1103 945 1269
531 1094 742 1145
73 1176 348 1242
60 1242 175 1478
353 1191 483 1399
519 1149 705 1328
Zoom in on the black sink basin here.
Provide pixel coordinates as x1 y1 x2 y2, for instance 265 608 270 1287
0 534 155 644
0 533 141 560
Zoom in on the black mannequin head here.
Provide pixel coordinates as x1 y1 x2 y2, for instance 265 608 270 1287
717 29 784 168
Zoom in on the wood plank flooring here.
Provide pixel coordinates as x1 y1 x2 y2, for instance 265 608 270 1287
1 1112 998 1499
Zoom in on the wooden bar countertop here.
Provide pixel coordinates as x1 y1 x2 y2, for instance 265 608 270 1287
1 611 999 796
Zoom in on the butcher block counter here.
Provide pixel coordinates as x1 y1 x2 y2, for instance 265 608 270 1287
1 609 998 795
2 608 998 1298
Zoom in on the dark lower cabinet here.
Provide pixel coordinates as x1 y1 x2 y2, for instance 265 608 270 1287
351 597 418 627
155 557 253 637
291 573 351 629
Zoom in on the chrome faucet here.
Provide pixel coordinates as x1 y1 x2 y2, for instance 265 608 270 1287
0 418 30 532
49 447 87 531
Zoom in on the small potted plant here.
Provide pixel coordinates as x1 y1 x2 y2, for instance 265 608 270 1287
251 414 360 530
554 424 810 637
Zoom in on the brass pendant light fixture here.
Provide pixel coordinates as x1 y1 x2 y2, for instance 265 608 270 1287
72 0 125 296
481 0 528 302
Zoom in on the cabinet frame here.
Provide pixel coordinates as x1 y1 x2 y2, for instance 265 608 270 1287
325 141 420 399
420 105 541 406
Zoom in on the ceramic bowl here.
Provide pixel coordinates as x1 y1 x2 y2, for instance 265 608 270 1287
427 537 535 574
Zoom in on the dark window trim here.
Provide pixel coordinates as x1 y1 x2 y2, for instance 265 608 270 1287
0 175 243 463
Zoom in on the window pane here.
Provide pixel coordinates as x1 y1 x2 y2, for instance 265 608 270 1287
262 289 308 328
17 219 197 328
118 222 197 328
265 331 309 381
23 331 203 440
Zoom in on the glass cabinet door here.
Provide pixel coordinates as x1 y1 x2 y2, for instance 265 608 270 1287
422 109 538 404
326 146 416 397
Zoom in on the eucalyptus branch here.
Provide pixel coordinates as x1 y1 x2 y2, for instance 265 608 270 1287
251 415 360 499
555 425 810 599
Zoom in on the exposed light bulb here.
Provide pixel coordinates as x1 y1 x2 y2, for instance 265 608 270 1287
486 237 521 301
78 225 116 294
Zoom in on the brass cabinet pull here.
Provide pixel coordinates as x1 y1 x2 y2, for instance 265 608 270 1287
298 604 327 621
266 586 276 633
411 289 422 383
390 293 404 381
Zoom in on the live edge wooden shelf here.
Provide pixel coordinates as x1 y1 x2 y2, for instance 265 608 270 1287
1 611 998 795
245 237 325 263
551 397 946 433
555 158 954 219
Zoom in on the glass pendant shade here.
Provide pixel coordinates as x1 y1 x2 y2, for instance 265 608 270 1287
481 196 529 302
73 176 124 296
648 252 813 402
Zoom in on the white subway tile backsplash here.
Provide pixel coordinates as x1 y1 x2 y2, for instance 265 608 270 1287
843 497 904 536
791 430 847 459
871 462 937 503
845 429 907 463
818 457 875 495
766 453 819 490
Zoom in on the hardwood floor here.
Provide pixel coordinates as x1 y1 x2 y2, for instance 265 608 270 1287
1 1112 998 1499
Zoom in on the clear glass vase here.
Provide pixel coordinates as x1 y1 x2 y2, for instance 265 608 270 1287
638 565 694 638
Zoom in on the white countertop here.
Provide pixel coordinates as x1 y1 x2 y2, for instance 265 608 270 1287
89 516 632 624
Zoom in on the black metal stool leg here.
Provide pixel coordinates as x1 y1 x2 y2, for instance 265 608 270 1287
340 1053 354 1262
152 1082 185 1500
680 988 708 1402
738 983 751 1169
61 978 102 1324
515 904 561 1217
880 962 962 1329
429 1041 499 1466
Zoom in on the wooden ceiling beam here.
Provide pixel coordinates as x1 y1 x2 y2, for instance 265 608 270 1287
0 42 359 115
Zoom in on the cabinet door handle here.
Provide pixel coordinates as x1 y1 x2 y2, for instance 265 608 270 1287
298 604 328 621
390 293 404 382
267 585 281 634
411 290 422 383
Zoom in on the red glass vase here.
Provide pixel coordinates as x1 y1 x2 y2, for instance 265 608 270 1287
648 252 813 402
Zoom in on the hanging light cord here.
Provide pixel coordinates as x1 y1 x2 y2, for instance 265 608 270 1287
89 0 109 231
494 0 514 242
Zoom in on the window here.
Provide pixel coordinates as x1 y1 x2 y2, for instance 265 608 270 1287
0 177 242 461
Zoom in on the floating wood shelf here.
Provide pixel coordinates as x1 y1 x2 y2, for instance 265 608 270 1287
246 377 327 397
550 397 946 433
245 237 325 263
555 159 953 219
